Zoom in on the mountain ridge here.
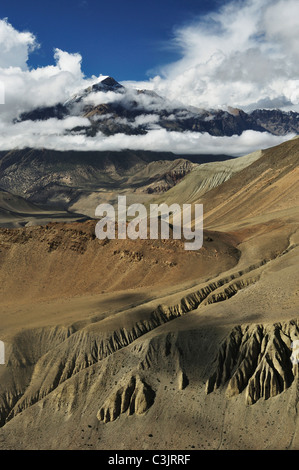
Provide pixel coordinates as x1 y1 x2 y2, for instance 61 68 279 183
16 76 299 139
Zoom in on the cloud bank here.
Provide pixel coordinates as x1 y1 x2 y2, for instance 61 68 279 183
0 117 294 156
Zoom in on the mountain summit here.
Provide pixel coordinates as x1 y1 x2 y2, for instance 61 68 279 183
63 76 125 107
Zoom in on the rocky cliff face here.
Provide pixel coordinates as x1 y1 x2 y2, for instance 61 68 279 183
97 374 155 423
0 148 196 213
206 320 299 404
250 109 299 135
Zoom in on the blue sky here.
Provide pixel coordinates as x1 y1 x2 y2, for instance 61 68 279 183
0 0 221 80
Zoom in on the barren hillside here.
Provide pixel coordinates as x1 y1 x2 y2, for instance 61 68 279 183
0 137 299 450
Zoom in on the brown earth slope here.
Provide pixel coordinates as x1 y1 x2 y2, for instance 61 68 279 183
0 188 88 228
0 137 298 450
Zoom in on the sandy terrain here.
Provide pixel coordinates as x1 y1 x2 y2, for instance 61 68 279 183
0 137 298 450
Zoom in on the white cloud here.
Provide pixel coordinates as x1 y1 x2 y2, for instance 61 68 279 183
0 18 37 69
82 90 122 106
0 115 293 156
124 0 299 111
0 19 102 121
53 48 83 77
133 114 160 127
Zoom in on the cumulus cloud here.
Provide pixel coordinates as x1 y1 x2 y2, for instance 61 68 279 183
0 18 37 69
0 19 102 122
124 0 299 111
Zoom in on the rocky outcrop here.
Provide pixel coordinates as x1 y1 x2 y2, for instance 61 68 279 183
1 250 290 426
0 148 196 212
177 370 189 390
250 109 299 135
0 325 75 426
206 320 299 404
0 258 268 424
97 374 155 423
138 160 196 194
